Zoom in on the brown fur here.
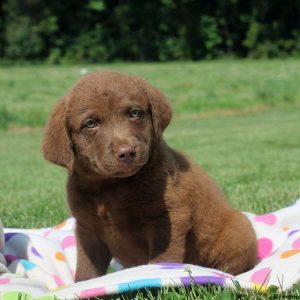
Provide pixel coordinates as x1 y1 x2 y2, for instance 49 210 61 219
42 71 257 282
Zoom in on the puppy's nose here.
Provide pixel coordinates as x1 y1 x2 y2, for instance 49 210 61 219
117 144 136 164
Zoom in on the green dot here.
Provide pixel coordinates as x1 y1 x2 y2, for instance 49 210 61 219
1 291 32 300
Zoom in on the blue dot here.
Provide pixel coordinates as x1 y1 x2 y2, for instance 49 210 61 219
20 259 36 270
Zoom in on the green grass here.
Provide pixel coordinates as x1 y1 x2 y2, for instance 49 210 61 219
1 59 300 129
0 129 67 228
106 283 300 300
1 106 299 228
1 60 300 299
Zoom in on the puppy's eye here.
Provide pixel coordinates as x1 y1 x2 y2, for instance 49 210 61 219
129 109 142 119
84 119 97 128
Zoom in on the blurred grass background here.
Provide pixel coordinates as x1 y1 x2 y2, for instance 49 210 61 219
0 60 299 228
1 60 300 129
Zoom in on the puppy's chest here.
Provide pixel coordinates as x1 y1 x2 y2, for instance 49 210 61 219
97 200 153 262
96 200 147 235
95 190 162 230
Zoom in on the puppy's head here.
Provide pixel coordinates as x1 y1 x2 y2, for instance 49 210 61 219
42 71 172 178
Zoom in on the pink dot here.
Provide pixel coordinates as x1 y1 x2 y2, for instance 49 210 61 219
251 267 271 285
292 238 300 249
212 271 233 279
254 214 277 225
53 275 64 287
43 229 52 237
257 238 273 259
0 278 10 285
80 287 107 298
62 235 76 249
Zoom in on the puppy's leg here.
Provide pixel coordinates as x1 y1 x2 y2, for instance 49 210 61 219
209 211 257 275
75 224 111 282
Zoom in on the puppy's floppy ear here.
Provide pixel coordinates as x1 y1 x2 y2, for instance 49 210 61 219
137 78 172 141
42 98 73 170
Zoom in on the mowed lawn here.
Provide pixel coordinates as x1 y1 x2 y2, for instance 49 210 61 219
0 105 299 228
0 60 300 299
1 59 300 129
0 60 300 228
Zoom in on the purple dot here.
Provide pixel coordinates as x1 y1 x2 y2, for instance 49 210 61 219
4 233 19 242
288 229 300 237
31 246 42 258
5 254 20 263
181 276 225 287
156 262 185 268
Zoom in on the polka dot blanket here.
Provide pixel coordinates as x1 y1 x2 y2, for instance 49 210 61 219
1 199 300 299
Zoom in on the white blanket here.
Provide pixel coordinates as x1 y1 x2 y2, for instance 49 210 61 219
1 199 300 299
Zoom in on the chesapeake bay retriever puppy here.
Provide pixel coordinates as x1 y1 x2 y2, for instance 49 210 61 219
42 71 257 282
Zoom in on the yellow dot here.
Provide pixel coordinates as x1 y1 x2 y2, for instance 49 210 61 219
282 226 289 231
253 283 268 293
55 252 66 261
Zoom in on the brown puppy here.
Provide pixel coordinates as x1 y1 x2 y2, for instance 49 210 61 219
43 71 257 282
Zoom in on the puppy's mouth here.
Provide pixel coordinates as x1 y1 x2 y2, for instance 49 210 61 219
89 154 149 178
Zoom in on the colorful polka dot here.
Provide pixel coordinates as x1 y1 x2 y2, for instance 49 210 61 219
118 278 162 293
253 283 268 293
70 269 76 279
254 214 277 225
1 292 32 300
181 276 225 286
157 262 185 269
280 249 300 258
212 271 233 279
0 278 10 285
257 237 273 259
288 229 300 237
5 254 20 263
55 252 66 261
62 236 76 249
4 232 19 242
80 287 107 298
31 246 42 258
53 275 64 287
250 267 271 285
20 259 36 270
292 238 300 249
54 220 67 230
43 229 52 237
